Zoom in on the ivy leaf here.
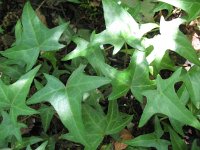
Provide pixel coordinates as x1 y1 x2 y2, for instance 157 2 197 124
105 101 132 134
164 124 187 150
93 0 157 54
0 111 26 144
140 68 200 130
100 51 155 101
39 105 55 132
183 66 200 109
27 65 110 149
0 2 67 71
145 17 200 67
125 117 170 150
0 57 25 82
0 65 40 123
63 37 155 101
14 136 43 150
35 141 48 150
157 0 200 20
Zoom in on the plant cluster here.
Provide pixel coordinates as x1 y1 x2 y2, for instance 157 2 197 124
0 0 200 149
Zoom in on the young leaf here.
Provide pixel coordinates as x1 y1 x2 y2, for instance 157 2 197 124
140 68 200 130
0 2 67 71
0 65 40 122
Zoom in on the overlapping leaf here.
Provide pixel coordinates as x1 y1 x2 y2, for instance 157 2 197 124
0 2 67 71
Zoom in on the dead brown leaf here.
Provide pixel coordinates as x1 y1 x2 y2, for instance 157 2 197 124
114 129 133 150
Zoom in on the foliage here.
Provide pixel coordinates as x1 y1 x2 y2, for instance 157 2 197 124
0 0 200 149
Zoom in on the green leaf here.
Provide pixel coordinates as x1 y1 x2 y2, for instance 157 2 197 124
145 17 200 67
0 111 26 144
0 2 67 71
192 139 200 150
157 0 200 20
0 65 40 122
105 101 132 134
125 117 170 150
35 141 48 150
101 51 155 101
0 58 25 82
14 136 43 150
183 66 200 109
27 65 110 149
139 68 200 130
165 124 187 150
39 105 55 132
93 0 157 54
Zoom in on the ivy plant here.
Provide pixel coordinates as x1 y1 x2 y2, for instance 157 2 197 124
0 0 200 149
